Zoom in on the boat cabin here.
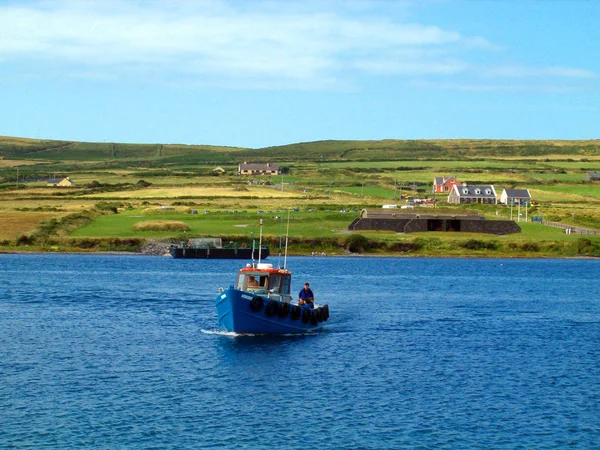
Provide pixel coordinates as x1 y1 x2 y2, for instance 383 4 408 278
236 263 292 303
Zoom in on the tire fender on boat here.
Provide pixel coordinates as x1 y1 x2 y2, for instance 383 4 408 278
321 304 329 321
250 296 264 313
291 305 301 320
316 307 324 322
266 301 279 317
310 309 319 326
301 308 311 323
278 302 290 318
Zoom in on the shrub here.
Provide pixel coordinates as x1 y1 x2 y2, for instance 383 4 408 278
16 235 34 246
460 239 498 251
577 238 600 256
521 242 540 252
389 242 419 252
95 201 122 213
132 220 191 232
344 234 370 253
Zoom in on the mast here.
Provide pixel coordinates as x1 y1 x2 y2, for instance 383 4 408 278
283 210 290 270
251 225 256 268
258 219 263 265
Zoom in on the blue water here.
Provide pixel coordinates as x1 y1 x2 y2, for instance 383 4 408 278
1 254 599 449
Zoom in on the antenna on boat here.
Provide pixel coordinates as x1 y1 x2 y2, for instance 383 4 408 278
258 218 263 265
251 226 256 268
278 213 283 269
283 209 291 270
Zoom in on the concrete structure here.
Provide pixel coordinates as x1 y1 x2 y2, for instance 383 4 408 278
448 184 497 204
349 209 520 235
238 162 281 175
500 188 531 205
433 176 460 194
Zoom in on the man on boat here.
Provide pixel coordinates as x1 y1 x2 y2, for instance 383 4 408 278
298 282 314 308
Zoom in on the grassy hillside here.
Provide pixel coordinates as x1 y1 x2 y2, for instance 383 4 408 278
3 136 600 165
1 134 599 256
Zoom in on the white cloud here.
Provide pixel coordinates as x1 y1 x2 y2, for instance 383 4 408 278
482 66 596 79
0 0 594 91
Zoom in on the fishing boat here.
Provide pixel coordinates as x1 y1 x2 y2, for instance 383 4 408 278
170 238 269 259
215 219 329 334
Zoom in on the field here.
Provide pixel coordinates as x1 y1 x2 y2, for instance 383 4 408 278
1 136 599 257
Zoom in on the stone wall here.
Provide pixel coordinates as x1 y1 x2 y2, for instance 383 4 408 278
349 218 521 235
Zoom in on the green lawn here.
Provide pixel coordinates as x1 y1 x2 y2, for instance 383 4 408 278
531 185 600 199
71 209 360 238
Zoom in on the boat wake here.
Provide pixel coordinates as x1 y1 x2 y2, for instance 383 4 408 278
200 329 320 338
200 329 240 337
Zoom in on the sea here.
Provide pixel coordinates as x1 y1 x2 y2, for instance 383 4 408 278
1 254 599 449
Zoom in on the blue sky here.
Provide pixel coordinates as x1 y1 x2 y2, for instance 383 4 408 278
1 0 598 149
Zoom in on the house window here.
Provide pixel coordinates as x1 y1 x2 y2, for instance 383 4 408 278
485 189 491 195
475 188 481 194
462 188 468 194
444 186 449 191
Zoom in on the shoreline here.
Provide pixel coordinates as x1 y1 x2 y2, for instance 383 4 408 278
1 249 598 259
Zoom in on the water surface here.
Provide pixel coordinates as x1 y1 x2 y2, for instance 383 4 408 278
1 255 599 448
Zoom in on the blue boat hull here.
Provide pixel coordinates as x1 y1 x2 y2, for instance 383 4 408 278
216 288 327 334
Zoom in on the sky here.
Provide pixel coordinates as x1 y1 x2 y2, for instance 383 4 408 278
0 0 598 149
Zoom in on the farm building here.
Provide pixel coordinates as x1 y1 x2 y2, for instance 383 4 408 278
349 209 520 235
238 162 281 176
586 172 600 181
47 177 75 187
500 188 531 205
433 176 460 193
448 184 497 204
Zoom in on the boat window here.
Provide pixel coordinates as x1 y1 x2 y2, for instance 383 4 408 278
269 274 281 292
238 274 260 290
236 274 246 290
281 275 291 295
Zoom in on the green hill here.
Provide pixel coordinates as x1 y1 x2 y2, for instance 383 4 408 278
2 135 600 164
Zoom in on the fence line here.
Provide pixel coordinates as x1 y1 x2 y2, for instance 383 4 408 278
540 221 600 236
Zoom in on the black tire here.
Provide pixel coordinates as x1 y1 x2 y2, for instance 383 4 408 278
301 308 311 323
266 301 279 317
250 296 264 313
290 305 301 320
322 304 329 321
316 307 323 322
310 309 319 326
278 302 290 318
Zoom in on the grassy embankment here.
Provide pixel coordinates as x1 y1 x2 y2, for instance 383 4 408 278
1 136 599 256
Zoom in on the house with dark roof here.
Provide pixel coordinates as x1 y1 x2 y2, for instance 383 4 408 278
448 184 497 204
433 176 460 193
238 162 281 176
47 177 75 187
500 188 531 205
586 172 600 182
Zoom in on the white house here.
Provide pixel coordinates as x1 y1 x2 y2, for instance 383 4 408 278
448 184 497 204
500 188 531 205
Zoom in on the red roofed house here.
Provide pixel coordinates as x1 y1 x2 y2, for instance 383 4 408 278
433 176 460 194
